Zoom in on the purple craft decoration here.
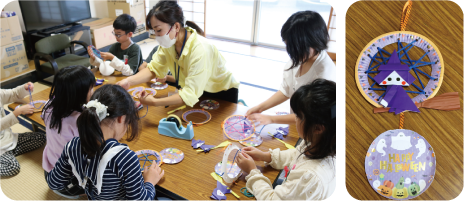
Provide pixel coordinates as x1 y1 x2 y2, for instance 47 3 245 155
373 50 420 114
270 127 289 140
200 144 215 153
96 78 105 86
211 181 230 200
191 139 205 149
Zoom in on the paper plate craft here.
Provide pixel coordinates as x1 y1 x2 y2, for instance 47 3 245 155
15 100 47 111
215 161 242 179
200 99 220 110
222 115 255 141
239 134 263 147
210 180 231 201
196 141 232 153
220 144 242 183
159 148 184 164
135 149 163 170
191 139 205 149
130 87 156 98
365 129 435 200
181 109 211 126
151 81 168 90
90 45 102 59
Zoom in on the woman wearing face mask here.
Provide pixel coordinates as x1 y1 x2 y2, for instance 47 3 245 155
117 1 239 107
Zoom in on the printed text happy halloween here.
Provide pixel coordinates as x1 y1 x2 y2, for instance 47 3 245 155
380 153 426 172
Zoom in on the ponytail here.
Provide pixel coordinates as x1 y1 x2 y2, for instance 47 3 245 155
77 107 105 158
186 21 204 37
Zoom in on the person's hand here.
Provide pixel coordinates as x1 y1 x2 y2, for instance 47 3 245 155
13 104 34 117
247 113 273 127
138 90 155 106
101 52 115 61
241 147 271 162
24 82 33 92
87 46 96 60
155 76 167 83
236 152 257 174
246 105 262 116
116 79 131 90
143 164 165 186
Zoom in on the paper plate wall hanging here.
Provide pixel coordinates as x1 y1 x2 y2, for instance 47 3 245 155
159 148 184 164
200 99 220 110
220 144 242 183
239 134 263 147
15 100 47 111
222 115 255 141
182 109 211 126
365 129 435 200
151 81 168 90
215 161 242 179
135 149 163 169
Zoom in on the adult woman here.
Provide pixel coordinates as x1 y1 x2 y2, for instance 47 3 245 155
117 1 239 107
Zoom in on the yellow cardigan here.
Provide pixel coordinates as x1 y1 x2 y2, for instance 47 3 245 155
147 27 240 107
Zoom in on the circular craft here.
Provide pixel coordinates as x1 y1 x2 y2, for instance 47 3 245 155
355 31 444 107
135 149 163 170
159 148 184 164
181 109 211 125
131 88 156 98
365 129 435 200
200 99 220 110
221 144 242 183
239 134 263 147
222 115 255 141
151 82 168 90
215 161 242 179
15 100 47 110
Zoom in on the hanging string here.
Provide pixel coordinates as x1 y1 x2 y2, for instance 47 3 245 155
28 86 45 109
399 112 405 129
400 0 413 31
240 187 254 198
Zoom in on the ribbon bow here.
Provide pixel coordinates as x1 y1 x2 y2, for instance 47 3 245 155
374 92 460 113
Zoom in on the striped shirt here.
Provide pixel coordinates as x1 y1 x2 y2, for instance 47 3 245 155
46 137 156 200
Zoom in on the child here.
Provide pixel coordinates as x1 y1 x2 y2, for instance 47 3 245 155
237 79 336 200
246 11 336 126
1 82 46 176
87 14 143 76
42 65 96 198
46 84 164 200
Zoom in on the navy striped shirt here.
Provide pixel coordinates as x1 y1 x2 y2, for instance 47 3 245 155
46 137 156 200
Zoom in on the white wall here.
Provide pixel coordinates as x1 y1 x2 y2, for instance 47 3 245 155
3 0 25 32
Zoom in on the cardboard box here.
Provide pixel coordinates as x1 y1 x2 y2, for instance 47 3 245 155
83 18 118 49
1 40 30 79
107 1 146 30
0 16 23 46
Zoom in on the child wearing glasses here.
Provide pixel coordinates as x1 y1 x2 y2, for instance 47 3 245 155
87 14 143 76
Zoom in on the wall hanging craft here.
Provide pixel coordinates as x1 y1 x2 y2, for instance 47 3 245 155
200 99 220 110
17 87 47 112
355 1 460 200
181 109 212 126
151 81 168 90
134 149 163 170
222 115 255 141
219 144 242 184
159 148 184 164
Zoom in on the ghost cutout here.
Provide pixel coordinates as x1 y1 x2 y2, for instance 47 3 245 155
415 139 426 159
405 178 411 185
373 50 420 114
211 181 230 200
418 180 427 193
376 139 387 156
373 180 381 190
391 132 412 150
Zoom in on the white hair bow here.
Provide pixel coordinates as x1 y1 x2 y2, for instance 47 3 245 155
83 99 109 121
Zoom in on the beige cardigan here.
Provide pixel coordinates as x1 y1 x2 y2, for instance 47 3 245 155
1 85 29 156
245 141 336 200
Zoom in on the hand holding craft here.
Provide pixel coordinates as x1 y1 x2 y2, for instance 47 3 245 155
245 105 262 117
143 162 165 186
87 46 96 60
13 104 34 116
138 90 155 106
100 52 115 61
241 147 271 162
247 113 272 127
236 152 257 174
24 82 34 92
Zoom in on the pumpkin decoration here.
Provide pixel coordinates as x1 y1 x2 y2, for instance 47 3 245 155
377 185 393 197
392 186 409 199
408 182 421 196
383 180 394 189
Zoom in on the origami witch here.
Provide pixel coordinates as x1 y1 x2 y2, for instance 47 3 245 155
374 50 420 114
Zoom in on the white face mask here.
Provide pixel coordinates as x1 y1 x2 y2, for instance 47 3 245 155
155 26 176 48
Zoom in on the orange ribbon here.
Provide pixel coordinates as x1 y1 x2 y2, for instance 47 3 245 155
401 0 413 31
374 92 461 113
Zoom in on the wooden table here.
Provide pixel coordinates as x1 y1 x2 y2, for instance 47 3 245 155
9 70 299 200
346 1 463 200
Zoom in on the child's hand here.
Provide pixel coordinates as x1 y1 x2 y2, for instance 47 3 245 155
155 76 167 83
13 104 34 117
87 46 96 60
138 90 155 106
143 164 165 186
101 52 115 61
247 113 273 127
24 82 34 92
236 152 257 174
116 79 131 90
242 147 272 163
246 106 262 116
